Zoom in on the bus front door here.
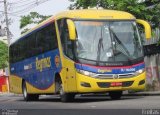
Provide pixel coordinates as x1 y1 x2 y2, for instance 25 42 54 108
65 60 77 92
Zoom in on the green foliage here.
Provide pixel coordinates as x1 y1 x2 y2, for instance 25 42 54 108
20 12 51 34
0 41 8 69
20 15 33 29
69 0 160 29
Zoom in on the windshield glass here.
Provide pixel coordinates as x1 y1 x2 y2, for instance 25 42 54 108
75 20 143 65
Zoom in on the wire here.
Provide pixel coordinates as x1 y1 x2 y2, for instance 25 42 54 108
1 0 52 20
10 1 36 9
8 13 21 17
0 11 21 17
10 4 36 14
10 0 51 15
8 0 34 4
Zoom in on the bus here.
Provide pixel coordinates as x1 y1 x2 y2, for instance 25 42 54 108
9 10 151 102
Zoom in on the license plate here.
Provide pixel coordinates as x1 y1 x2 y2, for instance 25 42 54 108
111 82 122 87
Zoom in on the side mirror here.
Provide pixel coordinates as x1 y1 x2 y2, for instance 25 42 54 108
67 19 76 41
136 19 151 40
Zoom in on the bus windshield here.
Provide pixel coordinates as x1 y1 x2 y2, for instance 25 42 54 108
75 20 143 66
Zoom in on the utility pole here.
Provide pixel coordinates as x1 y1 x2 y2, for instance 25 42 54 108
3 0 10 90
3 0 10 45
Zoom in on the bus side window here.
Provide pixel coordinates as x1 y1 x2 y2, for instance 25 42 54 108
35 23 58 55
57 19 74 59
45 23 58 50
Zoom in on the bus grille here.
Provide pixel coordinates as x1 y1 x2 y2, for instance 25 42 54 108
94 73 135 79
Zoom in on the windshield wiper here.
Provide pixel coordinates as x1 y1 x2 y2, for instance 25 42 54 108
109 28 131 59
96 27 104 65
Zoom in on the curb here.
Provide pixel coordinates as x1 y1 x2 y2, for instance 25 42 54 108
123 92 160 96
0 92 15 96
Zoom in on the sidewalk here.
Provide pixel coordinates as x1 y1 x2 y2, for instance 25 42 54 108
123 91 160 96
0 92 15 96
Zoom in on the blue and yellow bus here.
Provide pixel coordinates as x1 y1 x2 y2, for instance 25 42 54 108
9 10 151 102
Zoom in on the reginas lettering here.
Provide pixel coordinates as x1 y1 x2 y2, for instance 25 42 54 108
36 57 51 72
98 69 112 73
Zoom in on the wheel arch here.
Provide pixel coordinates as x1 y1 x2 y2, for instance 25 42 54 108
55 72 62 83
55 72 62 94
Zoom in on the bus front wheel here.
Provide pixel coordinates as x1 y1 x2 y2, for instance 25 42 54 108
109 91 122 100
59 84 75 102
22 81 39 101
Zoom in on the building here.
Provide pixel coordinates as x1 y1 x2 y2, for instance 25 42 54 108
142 0 160 91
0 68 9 92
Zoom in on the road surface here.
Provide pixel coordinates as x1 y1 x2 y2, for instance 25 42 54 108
0 94 160 115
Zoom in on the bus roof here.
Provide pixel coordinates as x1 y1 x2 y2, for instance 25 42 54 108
55 9 136 20
11 9 135 45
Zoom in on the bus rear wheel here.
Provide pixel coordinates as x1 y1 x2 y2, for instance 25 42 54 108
22 81 39 101
109 91 122 100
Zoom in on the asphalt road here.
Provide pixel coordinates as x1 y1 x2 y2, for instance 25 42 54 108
0 94 160 115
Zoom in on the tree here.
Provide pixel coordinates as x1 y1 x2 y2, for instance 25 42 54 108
69 0 160 29
20 12 51 34
0 41 8 69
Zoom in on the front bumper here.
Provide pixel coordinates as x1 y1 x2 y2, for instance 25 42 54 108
76 72 146 93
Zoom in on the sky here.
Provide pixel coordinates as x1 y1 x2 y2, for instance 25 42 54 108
0 0 72 42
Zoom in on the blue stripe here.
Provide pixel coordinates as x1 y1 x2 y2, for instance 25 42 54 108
75 63 145 74
10 49 62 90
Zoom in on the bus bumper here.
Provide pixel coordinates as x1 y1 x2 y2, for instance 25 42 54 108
76 72 146 93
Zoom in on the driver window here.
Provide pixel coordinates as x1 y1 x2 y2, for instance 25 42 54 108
57 19 74 59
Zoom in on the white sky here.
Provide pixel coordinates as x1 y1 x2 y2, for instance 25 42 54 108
1 0 71 40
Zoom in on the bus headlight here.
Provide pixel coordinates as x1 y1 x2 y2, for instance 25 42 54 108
135 69 145 76
77 69 96 77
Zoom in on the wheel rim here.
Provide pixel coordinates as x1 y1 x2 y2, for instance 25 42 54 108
23 84 27 98
60 84 64 96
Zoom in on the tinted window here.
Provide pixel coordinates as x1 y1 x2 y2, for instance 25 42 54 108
57 19 75 59
9 22 58 63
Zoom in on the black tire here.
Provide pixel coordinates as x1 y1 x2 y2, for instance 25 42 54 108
60 91 75 102
59 83 75 102
22 81 39 101
109 91 122 100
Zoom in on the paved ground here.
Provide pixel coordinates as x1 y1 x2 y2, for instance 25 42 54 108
0 93 160 115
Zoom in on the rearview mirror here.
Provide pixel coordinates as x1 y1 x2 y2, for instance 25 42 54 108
67 19 76 41
136 19 151 40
